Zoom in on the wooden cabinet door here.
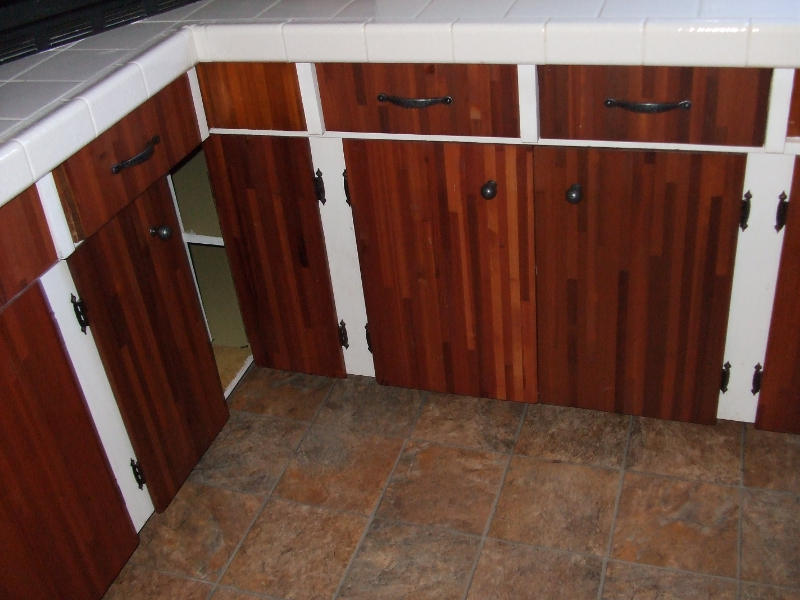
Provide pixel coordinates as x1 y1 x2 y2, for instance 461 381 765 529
0 283 137 599
757 158 800 433
204 135 345 377
344 139 537 402
68 179 228 511
534 147 744 423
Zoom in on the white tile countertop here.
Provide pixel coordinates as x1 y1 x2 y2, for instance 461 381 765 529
1 0 799 205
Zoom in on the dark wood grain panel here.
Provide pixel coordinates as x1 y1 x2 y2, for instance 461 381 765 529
68 179 227 511
196 62 306 130
0 283 137 599
344 139 536 401
534 147 744 423
317 63 519 137
538 66 771 146
788 69 800 137
203 135 345 377
0 186 56 307
757 157 800 433
54 75 199 241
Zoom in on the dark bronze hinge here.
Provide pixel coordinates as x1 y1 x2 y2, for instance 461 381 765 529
338 320 349 349
313 168 326 205
70 293 89 334
740 190 752 231
343 169 351 206
751 363 763 395
720 361 731 393
775 191 789 232
130 459 146 489
365 323 372 353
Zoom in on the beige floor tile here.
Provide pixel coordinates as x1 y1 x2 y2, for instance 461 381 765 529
376 441 507 534
274 425 403 514
601 561 737 599
130 482 262 581
338 519 480 600
467 539 602 600
230 367 333 420
741 489 800 588
626 417 742 484
103 564 212 600
516 404 629 468
744 426 800 494
412 392 524 452
612 472 740 577
315 375 424 437
222 498 366 599
490 456 619 555
190 410 307 494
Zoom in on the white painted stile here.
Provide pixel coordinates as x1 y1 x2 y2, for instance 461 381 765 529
517 65 539 142
763 68 795 154
35 173 75 260
40 262 154 531
307 136 375 377
186 66 210 142
717 152 795 422
296 63 325 135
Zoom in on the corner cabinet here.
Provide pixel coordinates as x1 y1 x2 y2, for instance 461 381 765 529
67 178 228 511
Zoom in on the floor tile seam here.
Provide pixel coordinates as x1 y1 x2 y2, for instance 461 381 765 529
368 515 485 541
738 578 800 591
624 467 745 489
406 435 515 457
508 452 625 473
460 403 529 600
737 423 746 600
607 557 742 585
211 582 287 600
332 434 414 600
229 406 316 427
139 564 218 587
265 493 378 520
597 415 634 600
482 534 607 562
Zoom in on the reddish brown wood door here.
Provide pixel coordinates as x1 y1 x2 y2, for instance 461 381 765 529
534 147 744 423
0 283 137 599
344 139 537 402
757 158 800 433
68 179 228 511
204 135 345 377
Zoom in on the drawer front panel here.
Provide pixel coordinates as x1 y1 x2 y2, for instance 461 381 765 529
317 63 519 137
54 75 200 241
196 62 306 130
538 66 771 146
0 186 56 307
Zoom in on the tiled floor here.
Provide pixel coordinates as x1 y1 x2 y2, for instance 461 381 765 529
104 367 800 600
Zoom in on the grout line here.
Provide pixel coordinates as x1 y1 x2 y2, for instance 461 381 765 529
597 414 634 600
331 391 429 599
606 558 742 585
737 423 746 600
460 403 529 600
209 379 337 594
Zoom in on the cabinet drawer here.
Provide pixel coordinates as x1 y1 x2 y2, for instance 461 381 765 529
0 186 56 307
538 66 771 146
53 75 200 241
316 63 519 137
196 62 306 130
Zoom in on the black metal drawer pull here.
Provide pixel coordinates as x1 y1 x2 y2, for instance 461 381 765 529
111 135 161 174
377 93 453 109
604 98 691 114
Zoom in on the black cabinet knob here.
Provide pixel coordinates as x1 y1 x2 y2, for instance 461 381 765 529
149 225 173 240
566 183 582 204
481 180 498 199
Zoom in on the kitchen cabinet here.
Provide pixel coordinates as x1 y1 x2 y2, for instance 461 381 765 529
344 139 537 401
0 282 137 599
788 70 800 137
204 134 346 378
534 147 745 423
67 178 228 512
756 157 800 433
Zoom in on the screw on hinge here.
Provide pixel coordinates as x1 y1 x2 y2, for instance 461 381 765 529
338 320 349 349
343 169 351 206
751 363 763 395
313 169 326 205
720 361 731 393
775 191 789 232
740 190 752 231
130 459 146 489
70 294 89 334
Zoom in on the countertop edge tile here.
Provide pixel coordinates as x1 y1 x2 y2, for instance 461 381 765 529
0 141 35 206
283 22 368 62
748 20 800 67
194 22 287 62
365 22 455 63
76 63 149 137
130 27 197 96
452 21 546 64
643 18 751 66
546 18 645 65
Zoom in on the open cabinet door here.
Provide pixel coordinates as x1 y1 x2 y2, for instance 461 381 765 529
68 179 228 511
0 283 137 599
